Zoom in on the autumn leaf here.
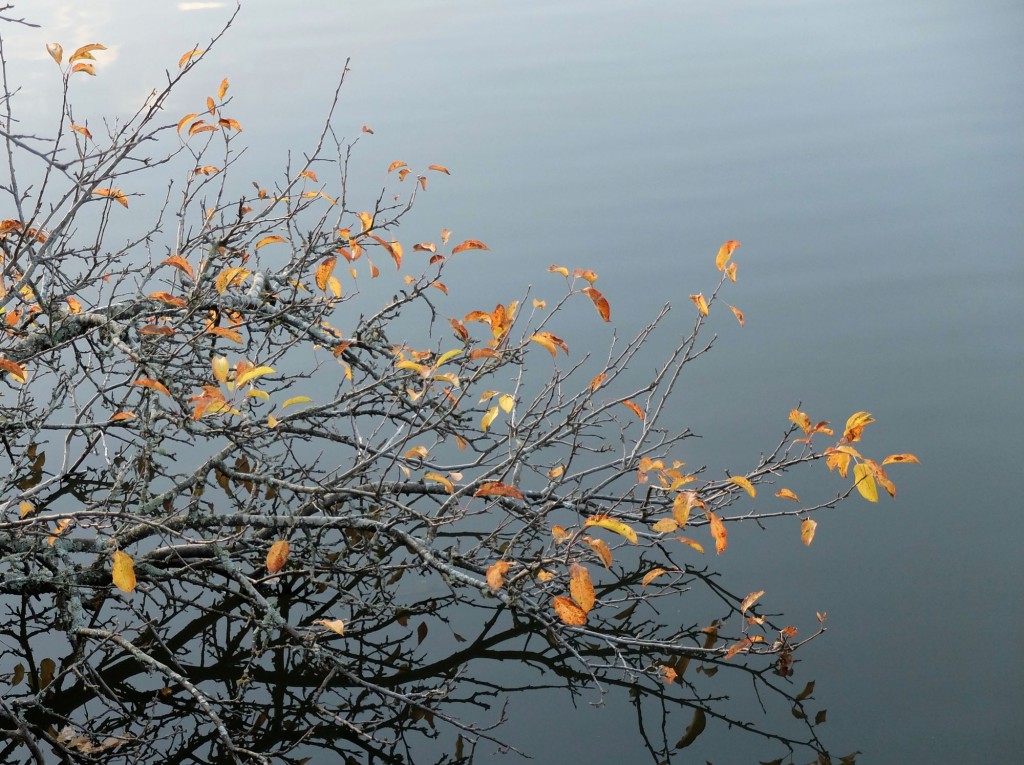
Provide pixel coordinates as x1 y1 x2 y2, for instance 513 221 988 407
46 42 63 65
487 560 512 591
424 472 454 494
589 373 606 392
162 254 195 279
481 405 499 432
315 256 337 291
728 304 745 326
882 453 920 465
652 518 679 534
474 482 525 500
131 378 171 397
775 488 800 502
255 235 286 250
728 475 756 498
740 590 765 616
622 400 645 420
801 518 818 546
690 293 710 317
844 411 875 443
569 563 595 613
92 188 128 208
706 509 728 554
676 708 707 749
715 240 741 270
548 264 570 277
236 365 275 387
427 164 450 174
584 514 638 544
71 124 92 140
266 539 290 573
178 48 204 68
403 445 429 460
581 287 611 322
582 536 613 568
72 63 96 76
853 463 878 502
552 596 587 626
315 619 345 636
642 568 671 587
0 358 28 384
112 550 137 593
451 239 489 254
789 408 812 433
530 332 569 356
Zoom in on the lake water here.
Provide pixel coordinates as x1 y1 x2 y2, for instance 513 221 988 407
6 1 1023 762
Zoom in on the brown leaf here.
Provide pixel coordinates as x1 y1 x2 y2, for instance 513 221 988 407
451 239 489 254
775 487 800 502
740 590 765 616
728 304 745 326
581 287 611 322
266 539 290 573
622 400 645 420
486 560 512 591
473 482 524 500
427 164 450 174
552 596 587 626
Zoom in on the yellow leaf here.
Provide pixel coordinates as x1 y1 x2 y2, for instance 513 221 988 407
235 365 275 387
177 112 199 133
552 596 587 626
673 491 703 527
315 618 346 636
112 550 137 593
677 536 705 554
715 240 741 270
548 465 565 479
435 348 462 366
706 509 728 554
131 378 171 397
551 525 569 544
728 475 756 498
530 332 568 356
537 569 555 582
584 514 638 544
882 453 920 466
357 212 374 232
282 396 312 409
267 414 279 428
92 188 128 208
255 235 286 250
481 405 499 432
403 445 429 460
315 256 337 292
789 408 812 433
266 540 290 573
548 264 570 277
726 262 738 282
178 48 204 68
775 487 800 502
740 590 765 615
424 472 454 493
853 463 878 502
582 536 613 568
245 389 269 401
498 394 515 413
19 501 35 518
801 518 817 546
217 77 229 99
48 519 72 545
652 518 679 533
582 287 611 322
589 373 606 392
844 411 875 443
487 560 512 591
573 268 599 284
642 568 670 587
690 293 709 317
569 563 595 613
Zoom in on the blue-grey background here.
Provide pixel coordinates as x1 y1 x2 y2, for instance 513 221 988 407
7 1 1023 762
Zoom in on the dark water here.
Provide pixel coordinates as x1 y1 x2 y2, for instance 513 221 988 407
9 1 1023 762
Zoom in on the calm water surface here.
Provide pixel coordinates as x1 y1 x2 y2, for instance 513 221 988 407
7 1 1023 762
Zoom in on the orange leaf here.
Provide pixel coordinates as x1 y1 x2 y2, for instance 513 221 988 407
178 48 204 68
843 411 875 443
775 488 800 502
589 373 606 392
689 293 709 317
740 590 765 615
474 482 524 500
728 304 745 326
162 255 195 279
801 518 817 546
0 358 28 384
715 240 741 270
622 400 645 420
218 117 243 132
530 332 569 356
569 563 595 613
387 160 407 173
177 112 199 133
427 164 450 174
71 123 92 140
217 77 229 99
573 268 599 283
111 412 136 422
92 188 128 208
71 62 96 76
676 536 705 554
724 637 755 660
882 453 920 466
266 539 290 574
582 536 612 568
548 264 569 277
148 291 186 308
552 596 587 626
726 262 738 282
451 239 489 254
112 550 137 593
789 408 812 434
487 560 512 591
139 324 174 336
131 378 171 397
356 212 373 232
255 235 286 250
642 568 671 587
188 120 216 136
362 125 374 134
315 256 337 292
706 509 728 554
581 287 611 322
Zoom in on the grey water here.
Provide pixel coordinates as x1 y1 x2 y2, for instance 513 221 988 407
6 1 1023 762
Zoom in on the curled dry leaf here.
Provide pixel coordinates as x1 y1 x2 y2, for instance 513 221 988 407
473 481 524 500
739 590 765 616
715 240 741 270
255 235 286 250
427 164 450 174
266 539 290 574
882 453 920 465
801 518 817 546
46 42 63 65
622 400 645 421
706 509 728 554
486 560 512 591
581 287 611 322
642 568 671 587
844 411 875 443
451 239 489 254
775 487 800 502
582 536 612 568
690 293 709 317
315 619 346 636
131 378 171 397
728 304 745 326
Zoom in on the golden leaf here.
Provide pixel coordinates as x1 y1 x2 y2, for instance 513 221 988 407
19 501 35 518
218 117 243 132
853 463 878 502
473 482 524 500
481 405 499 432
71 63 96 76
112 550 137 593
498 394 515 413
282 396 312 409
728 475 756 498
387 160 407 173
569 563 595 613
537 569 555 582
315 256 337 292
789 408 812 433
424 472 454 494
882 453 920 465
178 48 204 68
177 112 199 133
211 356 230 383
706 509 728 554
583 514 638 544
589 373 606 392
356 212 374 232
726 262 738 282
642 568 670 587
188 120 215 136
255 235 286 250
582 536 612 568
674 491 703 526
530 332 569 356
844 411 875 443
652 518 679 534
403 445 429 460
552 596 587 626
92 188 128 208
266 539 290 574
548 264 570 277
715 240 741 270
111 412 136 422
315 619 345 636
677 536 705 554
162 254 195 279
48 519 72 545
551 525 569 544
573 268 599 283
689 293 709 317
740 590 765 616
148 291 186 307
486 560 512 591
71 124 92 140
131 378 171 397
775 487 800 502
801 518 818 546
217 77 229 99
427 164 451 174
581 287 611 322
235 366 275 387
728 304 745 326
548 465 565 479
622 400 645 420
451 239 489 254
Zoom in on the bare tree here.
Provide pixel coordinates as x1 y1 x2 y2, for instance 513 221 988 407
0 8 914 764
